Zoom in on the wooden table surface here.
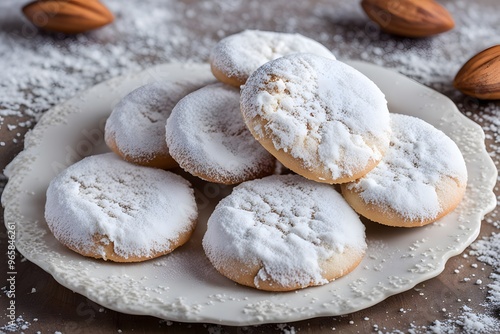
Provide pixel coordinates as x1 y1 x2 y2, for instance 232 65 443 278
1 0 499 333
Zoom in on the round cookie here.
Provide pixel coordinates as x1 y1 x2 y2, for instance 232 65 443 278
202 174 367 292
105 77 213 169
166 83 276 184
45 153 198 262
210 30 335 87
240 53 391 184
340 113 468 227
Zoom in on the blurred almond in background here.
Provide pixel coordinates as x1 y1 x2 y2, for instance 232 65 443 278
454 45 500 100
361 0 454 38
22 0 113 34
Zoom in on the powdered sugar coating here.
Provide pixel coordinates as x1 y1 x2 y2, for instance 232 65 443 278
240 53 391 183
45 153 197 260
4 59 496 325
166 83 275 184
345 113 468 222
210 30 335 86
105 78 213 165
202 174 367 290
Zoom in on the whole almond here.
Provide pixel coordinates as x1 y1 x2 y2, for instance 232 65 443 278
454 45 500 100
22 0 114 34
361 0 454 38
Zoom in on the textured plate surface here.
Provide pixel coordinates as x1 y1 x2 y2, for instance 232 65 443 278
2 61 497 326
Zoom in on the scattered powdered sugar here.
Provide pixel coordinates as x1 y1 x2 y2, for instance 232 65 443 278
348 113 468 222
321 1 498 90
470 233 500 308
241 53 391 180
0 316 31 332
105 76 215 162
210 29 335 84
427 306 500 334
202 174 366 289
276 323 296 334
166 83 275 184
0 0 217 129
44 153 197 259
0 0 497 131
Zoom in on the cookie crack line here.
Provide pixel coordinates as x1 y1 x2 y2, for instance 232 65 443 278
240 53 391 184
45 153 198 262
203 175 367 291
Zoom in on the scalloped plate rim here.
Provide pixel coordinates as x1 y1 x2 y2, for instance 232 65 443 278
2 60 497 325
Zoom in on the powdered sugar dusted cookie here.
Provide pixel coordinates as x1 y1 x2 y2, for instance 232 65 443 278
166 83 276 184
105 76 213 169
341 114 468 227
241 53 391 184
202 174 367 291
210 30 335 87
45 153 198 262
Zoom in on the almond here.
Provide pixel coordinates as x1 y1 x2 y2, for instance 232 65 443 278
361 0 454 38
22 0 114 34
454 45 500 100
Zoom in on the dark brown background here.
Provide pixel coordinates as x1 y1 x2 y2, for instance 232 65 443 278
1 0 499 332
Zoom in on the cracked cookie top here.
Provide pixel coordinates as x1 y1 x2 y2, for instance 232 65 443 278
166 83 276 184
240 53 391 184
210 30 335 87
44 153 198 262
105 78 213 169
202 174 367 291
341 113 468 227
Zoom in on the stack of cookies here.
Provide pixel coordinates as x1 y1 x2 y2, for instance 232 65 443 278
44 30 468 292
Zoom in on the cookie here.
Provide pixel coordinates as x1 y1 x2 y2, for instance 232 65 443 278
341 114 468 227
202 174 367 291
166 83 276 184
105 77 213 169
210 30 335 87
44 153 198 262
240 53 391 184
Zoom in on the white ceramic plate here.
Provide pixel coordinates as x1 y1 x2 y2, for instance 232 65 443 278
2 61 497 326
